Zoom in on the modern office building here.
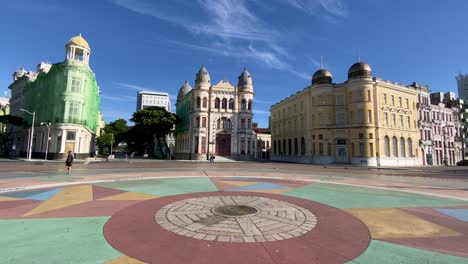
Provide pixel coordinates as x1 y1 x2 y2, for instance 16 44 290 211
456 74 468 101
175 66 254 160
8 34 101 159
136 91 171 112
271 61 420 166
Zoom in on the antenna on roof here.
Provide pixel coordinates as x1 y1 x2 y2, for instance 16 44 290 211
320 56 323 69
357 49 361 62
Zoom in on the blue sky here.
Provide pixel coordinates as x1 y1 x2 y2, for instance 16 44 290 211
0 0 467 128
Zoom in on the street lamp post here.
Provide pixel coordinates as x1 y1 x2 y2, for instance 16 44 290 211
19 108 35 160
40 122 51 160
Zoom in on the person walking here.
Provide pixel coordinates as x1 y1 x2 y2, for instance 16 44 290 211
65 151 74 174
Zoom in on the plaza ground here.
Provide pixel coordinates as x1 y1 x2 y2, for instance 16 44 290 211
0 159 467 263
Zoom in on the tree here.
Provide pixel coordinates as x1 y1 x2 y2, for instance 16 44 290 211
130 106 177 158
96 119 130 154
0 115 25 156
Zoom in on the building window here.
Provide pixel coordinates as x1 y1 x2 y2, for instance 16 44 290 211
336 95 344 105
202 117 206 128
368 110 372 123
327 143 331 156
359 143 364 157
407 116 411 128
392 114 396 126
294 138 298 155
241 99 246 110
400 115 404 127
399 97 402 108
194 136 199 153
391 95 395 106
406 98 409 109
221 98 227 109
392 137 398 157
215 98 220 109
196 97 201 108
319 143 323 156
71 77 81 93
68 101 80 122
384 136 390 157
318 134 323 140
359 133 364 139
400 137 406 157
247 138 251 154
195 117 200 128
247 119 251 129
369 143 374 157
384 112 388 125
336 112 345 127
283 140 286 155
369 133 373 139
66 131 76 140
229 99 234 109
383 93 387 104
202 97 207 108
241 138 245 154
367 90 371 101
201 137 206 154
301 137 305 155
241 119 245 129
408 138 413 157
248 100 252 110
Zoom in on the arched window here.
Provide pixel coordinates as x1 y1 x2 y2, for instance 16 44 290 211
241 99 246 110
216 118 220 128
222 98 227 109
384 136 390 157
301 137 305 155
202 97 207 108
294 138 298 155
248 100 252 110
400 137 406 157
407 138 413 157
283 139 286 155
229 99 234 109
196 96 201 108
214 98 220 109
392 137 398 157
288 139 292 155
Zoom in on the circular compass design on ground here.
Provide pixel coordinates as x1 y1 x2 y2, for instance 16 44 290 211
155 196 317 242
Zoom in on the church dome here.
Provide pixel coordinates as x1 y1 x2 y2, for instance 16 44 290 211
67 34 90 50
195 65 210 85
312 69 332 85
348 62 372 79
237 67 253 87
177 80 192 98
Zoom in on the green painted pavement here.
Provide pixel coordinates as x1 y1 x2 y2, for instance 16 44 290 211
347 240 468 264
0 217 120 264
285 182 468 208
95 177 219 196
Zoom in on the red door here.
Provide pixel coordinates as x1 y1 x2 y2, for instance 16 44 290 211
215 134 231 155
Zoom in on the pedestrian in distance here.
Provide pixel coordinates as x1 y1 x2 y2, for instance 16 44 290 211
210 154 215 163
65 151 74 174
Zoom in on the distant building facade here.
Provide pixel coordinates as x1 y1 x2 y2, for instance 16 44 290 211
175 66 254 160
253 128 271 160
8 34 101 159
457 74 468 102
136 91 171 112
271 61 420 166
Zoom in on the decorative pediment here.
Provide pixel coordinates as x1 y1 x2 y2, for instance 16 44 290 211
381 106 390 111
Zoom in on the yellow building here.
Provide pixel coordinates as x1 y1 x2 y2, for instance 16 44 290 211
271 61 421 166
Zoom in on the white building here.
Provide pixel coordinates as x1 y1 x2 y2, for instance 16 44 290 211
175 66 254 160
136 91 171 112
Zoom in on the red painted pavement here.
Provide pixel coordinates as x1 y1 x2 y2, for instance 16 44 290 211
104 191 371 264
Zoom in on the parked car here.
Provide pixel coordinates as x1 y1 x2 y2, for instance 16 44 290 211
456 160 468 166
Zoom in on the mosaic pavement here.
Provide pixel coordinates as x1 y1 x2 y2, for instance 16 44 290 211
0 176 468 263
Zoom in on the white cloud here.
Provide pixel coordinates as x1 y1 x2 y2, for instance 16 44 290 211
113 82 151 91
101 95 135 102
253 109 271 115
281 0 347 18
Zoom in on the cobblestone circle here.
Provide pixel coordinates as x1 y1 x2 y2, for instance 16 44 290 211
155 196 317 242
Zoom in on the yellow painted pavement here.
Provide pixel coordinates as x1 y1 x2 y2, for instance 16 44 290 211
219 180 258 187
106 255 147 264
345 208 462 239
0 196 21 201
24 185 94 216
99 192 158 201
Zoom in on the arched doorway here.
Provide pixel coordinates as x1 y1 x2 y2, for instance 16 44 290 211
215 133 231 156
